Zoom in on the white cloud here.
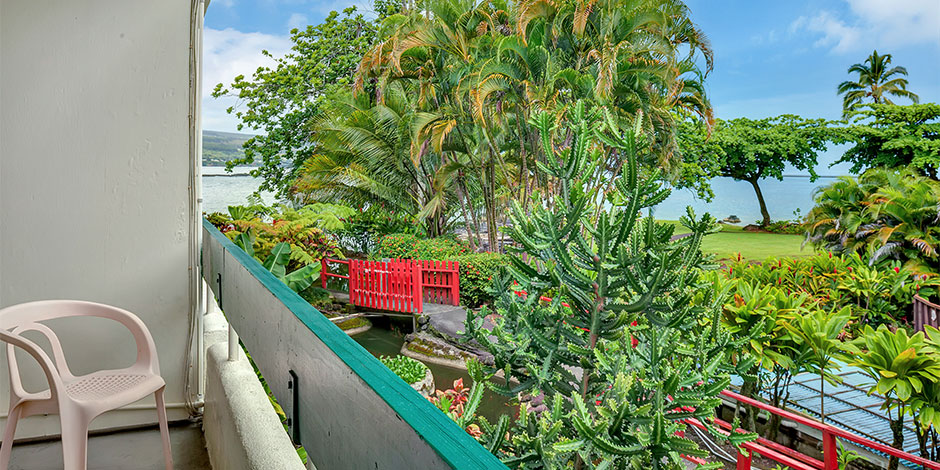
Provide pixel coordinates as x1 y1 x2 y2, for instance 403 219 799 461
286 13 309 31
846 0 940 46
791 0 940 54
791 11 862 53
202 27 292 132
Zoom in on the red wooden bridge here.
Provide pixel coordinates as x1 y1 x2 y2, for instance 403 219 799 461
320 258 460 314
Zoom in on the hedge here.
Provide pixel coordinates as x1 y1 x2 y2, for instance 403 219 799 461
373 233 470 260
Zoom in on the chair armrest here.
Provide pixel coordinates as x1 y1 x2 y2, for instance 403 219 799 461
0 330 66 399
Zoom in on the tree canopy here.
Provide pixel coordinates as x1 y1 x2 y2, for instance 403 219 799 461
679 115 834 225
837 103 940 179
211 8 379 197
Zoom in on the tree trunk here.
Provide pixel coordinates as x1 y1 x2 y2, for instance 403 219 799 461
454 173 477 251
916 425 928 460
485 159 498 251
747 177 772 226
819 372 826 422
888 415 904 470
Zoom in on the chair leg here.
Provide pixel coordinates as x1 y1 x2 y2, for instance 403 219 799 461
0 405 22 469
60 414 89 470
155 388 173 470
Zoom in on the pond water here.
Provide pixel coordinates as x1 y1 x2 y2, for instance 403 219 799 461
351 318 516 423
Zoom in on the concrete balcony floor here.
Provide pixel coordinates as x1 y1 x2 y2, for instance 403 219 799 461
7 420 210 470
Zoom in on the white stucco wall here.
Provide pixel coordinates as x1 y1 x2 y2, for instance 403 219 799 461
0 0 196 437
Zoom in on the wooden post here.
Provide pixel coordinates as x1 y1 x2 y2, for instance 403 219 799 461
736 449 751 470
320 258 327 289
822 428 838 470
452 261 460 306
414 260 423 314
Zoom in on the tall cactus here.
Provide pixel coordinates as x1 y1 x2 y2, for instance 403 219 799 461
466 102 754 469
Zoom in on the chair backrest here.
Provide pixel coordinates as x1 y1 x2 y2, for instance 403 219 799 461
0 300 161 380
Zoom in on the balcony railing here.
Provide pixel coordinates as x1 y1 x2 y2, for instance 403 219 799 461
201 220 506 469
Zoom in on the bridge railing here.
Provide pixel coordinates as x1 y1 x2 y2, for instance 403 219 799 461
416 259 460 306
690 390 940 470
321 258 461 313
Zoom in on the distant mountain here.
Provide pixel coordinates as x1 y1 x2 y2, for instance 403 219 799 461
202 130 255 166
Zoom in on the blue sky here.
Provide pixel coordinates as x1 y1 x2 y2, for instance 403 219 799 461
202 0 940 173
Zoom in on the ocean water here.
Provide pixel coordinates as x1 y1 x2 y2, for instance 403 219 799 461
201 167 838 225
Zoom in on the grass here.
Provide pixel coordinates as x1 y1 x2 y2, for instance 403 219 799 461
659 220 808 261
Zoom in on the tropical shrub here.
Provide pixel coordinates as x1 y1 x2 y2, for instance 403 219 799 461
763 219 805 235
805 167 940 276
464 103 753 468
723 252 940 327
232 236 321 293
372 233 469 261
227 215 341 269
334 205 421 254
379 355 428 385
844 325 940 470
451 253 507 307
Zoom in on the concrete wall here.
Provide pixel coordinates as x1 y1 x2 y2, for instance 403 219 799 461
203 309 306 470
202 222 507 470
0 0 197 436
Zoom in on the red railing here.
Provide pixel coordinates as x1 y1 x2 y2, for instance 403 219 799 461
914 294 939 333
417 259 460 306
687 390 940 470
321 258 460 314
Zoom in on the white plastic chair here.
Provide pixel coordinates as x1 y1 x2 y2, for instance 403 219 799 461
0 300 172 470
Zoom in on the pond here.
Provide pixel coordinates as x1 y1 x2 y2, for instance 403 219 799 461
351 317 517 423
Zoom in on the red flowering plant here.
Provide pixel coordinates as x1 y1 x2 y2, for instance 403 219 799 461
426 362 488 439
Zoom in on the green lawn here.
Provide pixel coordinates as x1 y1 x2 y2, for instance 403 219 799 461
659 220 808 261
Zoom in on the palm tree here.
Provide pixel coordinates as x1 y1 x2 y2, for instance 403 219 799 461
838 50 919 118
805 167 940 276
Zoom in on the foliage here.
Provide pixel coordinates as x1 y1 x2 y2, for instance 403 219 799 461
373 233 470 260
762 220 805 235
428 371 487 437
804 167 940 276
379 355 429 385
295 85 461 237
233 236 321 293
844 325 940 470
452 252 508 307
836 103 940 178
211 7 379 198
723 252 940 327
679 115 835 225
334 205 422 254
784 306 852 420
353 0 714 249
464 103 752 468
274 203 356 232
837 50 919 118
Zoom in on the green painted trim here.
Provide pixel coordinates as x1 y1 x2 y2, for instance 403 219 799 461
202 219 507 469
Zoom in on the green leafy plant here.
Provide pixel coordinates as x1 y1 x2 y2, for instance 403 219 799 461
465 103 753 468
379 355 429 385
452 252 507 307
843 324 940 470
234 235 321 293
785 306 852 420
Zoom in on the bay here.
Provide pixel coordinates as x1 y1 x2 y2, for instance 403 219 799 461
200 167 840 225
